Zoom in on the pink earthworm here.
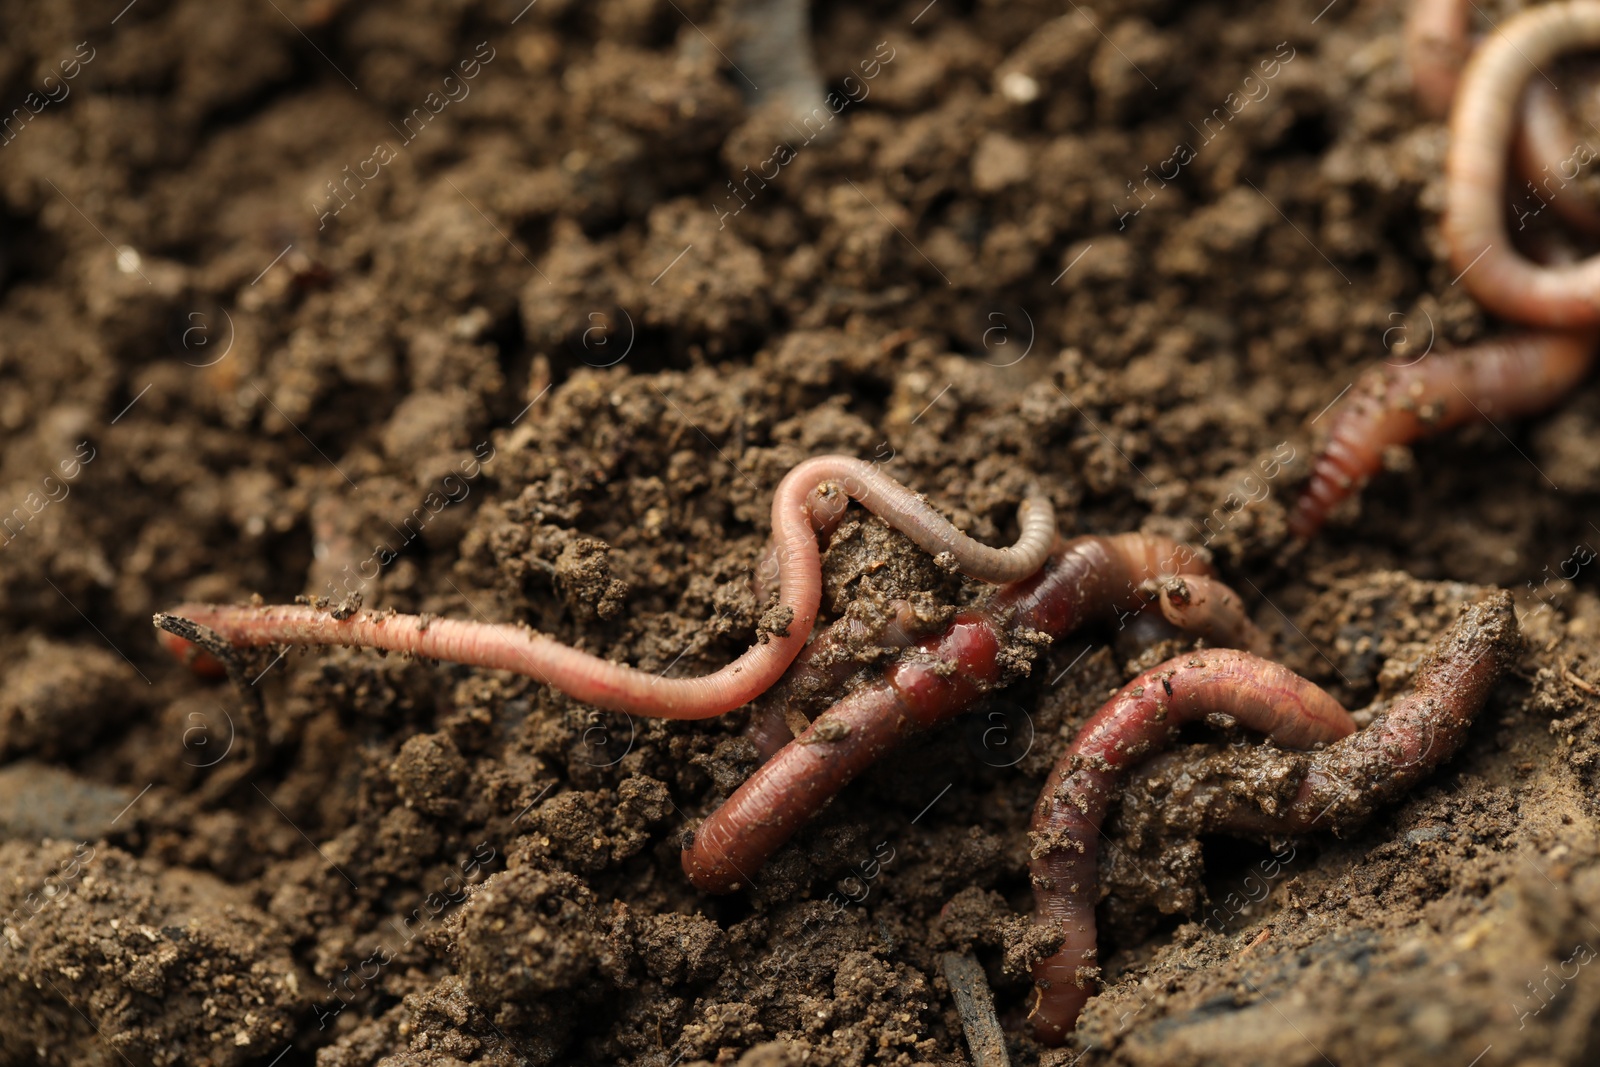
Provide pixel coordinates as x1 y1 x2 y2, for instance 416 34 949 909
1405 0 1471 120
1513 79 1600 237
1025 592 1517 1043
681 532 1224 893
155 456 1056 720
744 571 1273 760
1149 574 1272 657
1410 0 1600 234
1443 0 1600 327
1294 0 1600 538
1289 329 1597 539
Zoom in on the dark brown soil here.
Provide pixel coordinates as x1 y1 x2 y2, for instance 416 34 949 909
1 1 1598 1065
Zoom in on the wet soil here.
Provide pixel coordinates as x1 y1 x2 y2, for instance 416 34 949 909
1 0 1598 1064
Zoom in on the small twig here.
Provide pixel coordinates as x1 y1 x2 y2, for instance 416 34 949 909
1236 926 1272 959
941 952 1010 1067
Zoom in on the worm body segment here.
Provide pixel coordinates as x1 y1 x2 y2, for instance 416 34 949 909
745 570 1272 761
1406 0 1470 119
1154 574 1272 656
1290 330 1596 539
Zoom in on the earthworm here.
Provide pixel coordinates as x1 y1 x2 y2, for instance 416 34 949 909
681 532 1225 893
1512 79 1600 237
1443 0 1600 327
743 594 934 760
745 571 1272 759
1294 0 1600 538
1405 0 1470 120
155 456 1055 720
1148 575 1272 657
1288 329 1597 539
1410 0 1600 234
1025 592 1517 1043
1131 591 1519 841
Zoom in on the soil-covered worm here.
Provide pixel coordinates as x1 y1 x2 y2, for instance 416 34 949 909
743 595 937 760
682 533 1245 893
1123 591 1521 842
1025 592 1518 1044
1444 0 1600 326
1288 330 1597 539
155 456 1056 720
745 572 1272 760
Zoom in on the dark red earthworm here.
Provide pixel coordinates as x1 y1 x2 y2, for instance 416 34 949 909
1288 330 1596 539
682 532 1225 893
1025 592 1518 1044
744 596 934 760
744 570 1272 761
155 456 1055 720
1025 652 1356 1043
1130 591 1520 842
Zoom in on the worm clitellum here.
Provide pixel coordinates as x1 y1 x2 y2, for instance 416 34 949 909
156 456 1055 719
1024 592 1518 1043
682 532 1238 893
